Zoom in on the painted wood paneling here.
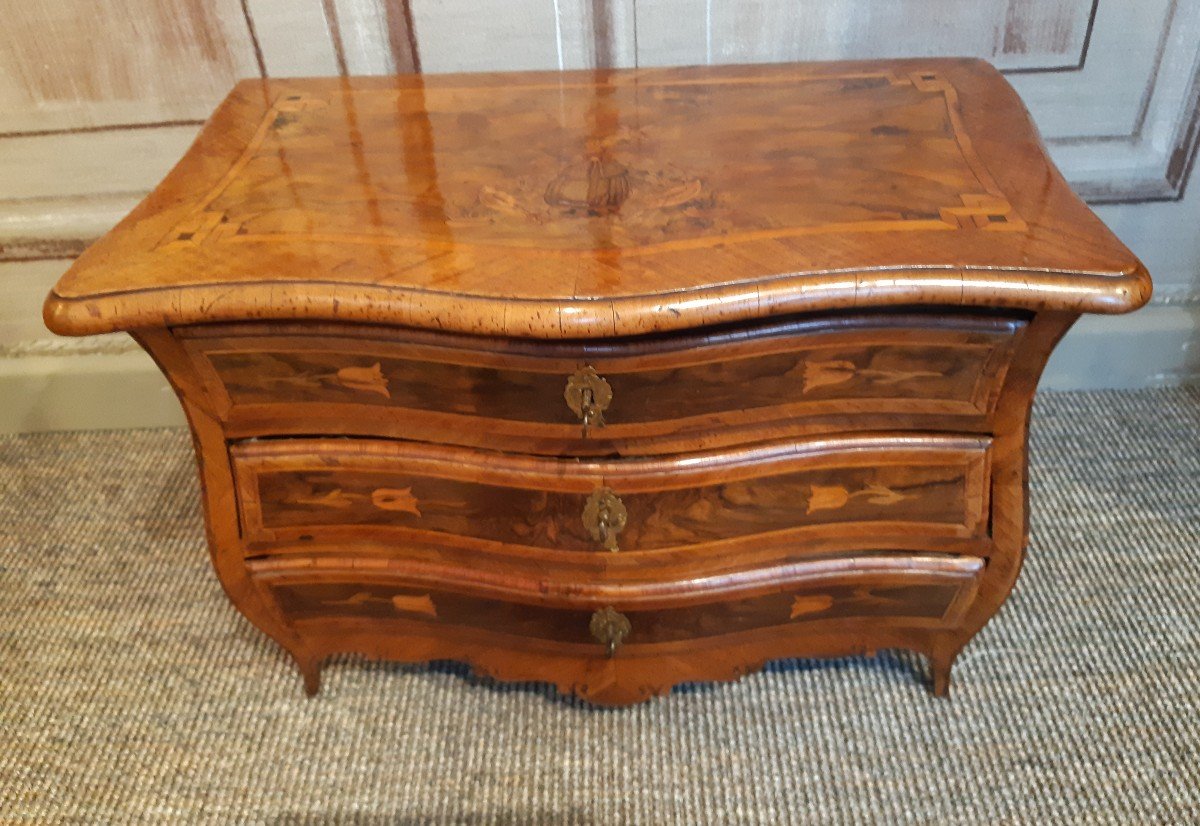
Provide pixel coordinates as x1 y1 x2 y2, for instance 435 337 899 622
1008 0 1174 141
0 0 261 133
0 260 70 345
0 127 201 201
634 0 1096 71
243 0 341 76
556 0 638 70
409 0 561 73
1030 0 1200 201
0 125 203 258
328 0 421 74
398 0 635 73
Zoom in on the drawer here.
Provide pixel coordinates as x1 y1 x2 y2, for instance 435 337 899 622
231 434 992 558
184 313 1022 455
248 553 985 652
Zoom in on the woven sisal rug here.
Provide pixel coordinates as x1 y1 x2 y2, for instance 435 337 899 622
2 388 1198 823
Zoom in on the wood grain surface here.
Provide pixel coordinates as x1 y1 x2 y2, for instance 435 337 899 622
42 61 1150 703
232 435 990 553
180 312 1021 454
43 59 1149 339
250 553 984 704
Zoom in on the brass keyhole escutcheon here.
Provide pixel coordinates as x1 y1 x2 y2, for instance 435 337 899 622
589 606 631 657
582 487 627 552
564 366 612 438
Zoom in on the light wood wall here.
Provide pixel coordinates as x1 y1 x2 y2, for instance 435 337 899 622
2 0 1198 431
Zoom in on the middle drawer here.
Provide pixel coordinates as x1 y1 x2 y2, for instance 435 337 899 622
232 435 991 558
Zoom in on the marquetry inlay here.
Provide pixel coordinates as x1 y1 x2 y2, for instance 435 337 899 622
45 60 1150 704
159 70 1024 257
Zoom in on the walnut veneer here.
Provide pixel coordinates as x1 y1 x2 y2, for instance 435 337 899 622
44 60 1150 704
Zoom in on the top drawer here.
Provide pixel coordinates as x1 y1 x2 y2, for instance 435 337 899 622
179 312 1022 456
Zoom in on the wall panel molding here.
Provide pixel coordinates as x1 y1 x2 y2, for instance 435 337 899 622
0 128 202 262
0 0 265 135
1001 0 1100 75
324 0 422 75
1015 0 1200 202
2 0 1197 425
0 335 138 359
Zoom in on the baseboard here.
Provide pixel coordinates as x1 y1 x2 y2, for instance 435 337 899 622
1 349 185 433
1042 303 1200 390
3 304 1197 434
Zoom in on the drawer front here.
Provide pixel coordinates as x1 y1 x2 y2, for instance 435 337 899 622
184 314 1021 454
232 435 991 556
250 554 984 650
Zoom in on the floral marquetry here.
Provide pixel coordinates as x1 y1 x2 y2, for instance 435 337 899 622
44 59 1148 703
45 60 1148 340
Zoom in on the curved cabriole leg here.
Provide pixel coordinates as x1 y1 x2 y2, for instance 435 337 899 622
133 330 325 698
923 313 1079 700
295 652 323 697
929 641 960 698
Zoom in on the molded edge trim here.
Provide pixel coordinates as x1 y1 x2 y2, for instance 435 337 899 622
232 431 990 490
43 263 1152 339
247 552 985 611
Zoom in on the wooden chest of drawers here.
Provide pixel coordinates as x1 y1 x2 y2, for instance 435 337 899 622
44 60 1149 704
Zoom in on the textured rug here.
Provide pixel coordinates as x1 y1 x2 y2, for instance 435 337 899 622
1 387 1198 824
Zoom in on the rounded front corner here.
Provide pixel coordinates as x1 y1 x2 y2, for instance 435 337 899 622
41 291 87 337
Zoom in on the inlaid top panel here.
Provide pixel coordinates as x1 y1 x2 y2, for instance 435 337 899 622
171 70 1009 251
46 59 1149 338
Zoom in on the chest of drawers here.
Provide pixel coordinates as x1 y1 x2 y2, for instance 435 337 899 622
44 59 1149 704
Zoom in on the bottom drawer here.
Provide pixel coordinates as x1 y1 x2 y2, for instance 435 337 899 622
251 553 983 659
